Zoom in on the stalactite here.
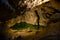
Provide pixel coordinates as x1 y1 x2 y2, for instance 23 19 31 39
35 10 40 29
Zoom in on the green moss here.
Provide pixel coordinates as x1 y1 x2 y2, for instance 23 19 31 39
10 22 42 30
